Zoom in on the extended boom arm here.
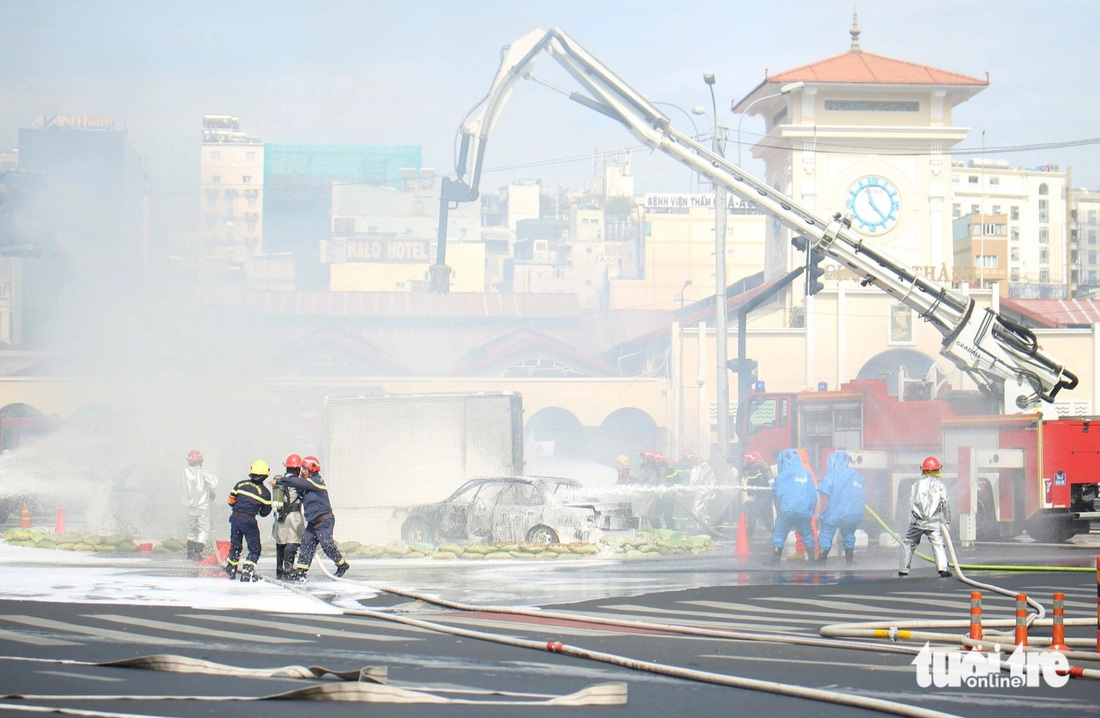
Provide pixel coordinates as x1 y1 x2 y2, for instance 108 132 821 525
434 27 1077 405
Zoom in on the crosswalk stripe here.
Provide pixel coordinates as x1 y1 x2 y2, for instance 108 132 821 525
701 653 914 673
0 626 80 647
282 614 438 636
0 615 187 646
92 614 310 644
182 613 417 642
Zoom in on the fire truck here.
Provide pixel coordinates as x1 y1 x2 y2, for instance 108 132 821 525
740 378 1099 543
431 28 1088 543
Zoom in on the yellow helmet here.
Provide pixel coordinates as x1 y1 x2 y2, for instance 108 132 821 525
617 455 630 467
249 459 270 477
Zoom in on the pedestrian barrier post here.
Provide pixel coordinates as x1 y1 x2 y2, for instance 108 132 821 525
20 502 30 529
54 506 65 535
1014 593 1028 647
963 591 983 651
1050 592 1069 652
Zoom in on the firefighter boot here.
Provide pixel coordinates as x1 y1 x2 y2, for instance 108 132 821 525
335 560 350 578
275 545 285 580
844 548 855 565
815 548 829 565
224 562 238 580
239 564 258 582
767 546 783 565
289 568 308 583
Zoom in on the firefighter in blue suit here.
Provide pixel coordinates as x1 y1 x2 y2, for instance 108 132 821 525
277 455 350 582
769 448 817 564
816 450 866 565
225 460 273 582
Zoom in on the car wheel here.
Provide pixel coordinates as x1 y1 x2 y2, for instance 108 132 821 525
525 525 559 544
402 517 436 544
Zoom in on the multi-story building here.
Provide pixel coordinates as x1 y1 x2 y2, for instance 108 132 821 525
325 170 483 293
198 115 264 271
18 114 149 278
1069 187 1100 296
950 159 1067 298
952 213 1009 295
15 114 148 349
263 142 421 289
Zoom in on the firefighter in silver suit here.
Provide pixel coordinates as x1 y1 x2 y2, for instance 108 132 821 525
899 456 951 577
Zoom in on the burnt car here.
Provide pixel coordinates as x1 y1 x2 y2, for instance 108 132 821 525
393 476 638 545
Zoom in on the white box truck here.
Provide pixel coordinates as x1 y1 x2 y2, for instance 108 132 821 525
322 391 524 544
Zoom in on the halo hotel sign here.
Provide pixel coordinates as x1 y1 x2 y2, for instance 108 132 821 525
323 237 432 264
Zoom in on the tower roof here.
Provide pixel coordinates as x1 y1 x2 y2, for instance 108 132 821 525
765 50 988 87
733 11 988 111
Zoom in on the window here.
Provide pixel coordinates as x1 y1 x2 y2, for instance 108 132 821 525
1010 248 1019 262
242 175 252 184
1011 206 1020 220
989 176 1000 186
952 203 961 218
1039 183 1049 196
1011 228 1020 242
1040 269 1049 282
1039 228 1049 244
971 204 980 214
210 150 221 160
977 255 998 268
1040 249 1049 264
212 175 221 184
968 176 979 184
992 205 1001 215
245 151 256 161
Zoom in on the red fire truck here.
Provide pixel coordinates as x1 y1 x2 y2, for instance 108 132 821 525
739 380 1098 543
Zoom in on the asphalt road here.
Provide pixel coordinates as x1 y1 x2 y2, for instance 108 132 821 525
0 536 1098 718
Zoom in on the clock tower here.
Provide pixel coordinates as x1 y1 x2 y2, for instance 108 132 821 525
733 14 988 281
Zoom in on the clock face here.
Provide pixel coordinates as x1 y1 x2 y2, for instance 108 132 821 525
846 176 901 233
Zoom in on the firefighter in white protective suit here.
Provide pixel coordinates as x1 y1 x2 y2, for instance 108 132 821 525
899 456 952 578
182 449 218 560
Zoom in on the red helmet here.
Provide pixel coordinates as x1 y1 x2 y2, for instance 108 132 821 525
651 452 666 464
640 450 656 462
921 456 942 472
186 450 203 465
301 456 321 474
284 453 303 469
680 449 697 462
742 451 763 465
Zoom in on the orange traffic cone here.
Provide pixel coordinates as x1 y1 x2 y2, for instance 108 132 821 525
55 506 66 535
20 503 30 529
793 531 808 560
734 512 752 559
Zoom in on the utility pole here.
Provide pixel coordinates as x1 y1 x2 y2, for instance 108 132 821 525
704 72 729 461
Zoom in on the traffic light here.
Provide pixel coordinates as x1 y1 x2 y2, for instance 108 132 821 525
806 250 826 296
791 235 826 296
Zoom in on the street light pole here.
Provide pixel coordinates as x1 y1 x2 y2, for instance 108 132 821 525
704 71 730 462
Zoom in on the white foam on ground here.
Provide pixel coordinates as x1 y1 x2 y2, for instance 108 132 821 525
0 542 376 614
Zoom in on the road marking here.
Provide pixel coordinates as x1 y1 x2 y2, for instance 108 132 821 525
701 653 913 673
37 670 126 682
92 614 309 644
283 614 437 635
0 616 187 646
0 626 79 647
183 613 418 642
